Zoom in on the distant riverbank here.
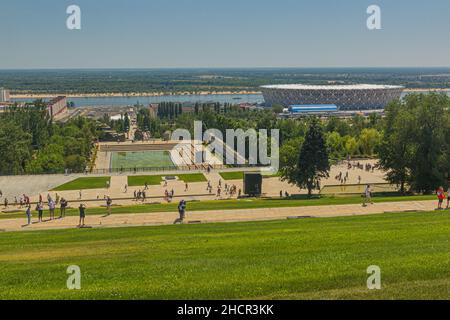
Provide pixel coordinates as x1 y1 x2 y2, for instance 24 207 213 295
10 90 261 99
12 93 265 107
10 88 450 99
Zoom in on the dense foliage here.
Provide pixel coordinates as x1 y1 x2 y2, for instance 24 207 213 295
378 93 450 193
0 102 99 175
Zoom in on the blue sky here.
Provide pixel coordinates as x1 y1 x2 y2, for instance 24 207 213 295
1 0 450 69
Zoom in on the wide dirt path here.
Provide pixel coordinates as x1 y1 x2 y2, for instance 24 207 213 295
0 200 439 232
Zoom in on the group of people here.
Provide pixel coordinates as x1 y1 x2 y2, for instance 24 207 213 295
16 191 117 228
335 163 377 186
2 193 32 209
206 179 240 199
347 161 377 173
436 187 450 210
23 194 70 226
133 189 148 202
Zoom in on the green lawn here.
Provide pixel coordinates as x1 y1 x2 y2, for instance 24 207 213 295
111 151 175 169
1 211 450 299
128 175 164 187
52 177 111 191
0 194 436 221
219 171 279 181
128 173 207 187
177 173 207 183
219 171 244 180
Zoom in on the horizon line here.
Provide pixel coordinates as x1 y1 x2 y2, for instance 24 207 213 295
2 66 450 71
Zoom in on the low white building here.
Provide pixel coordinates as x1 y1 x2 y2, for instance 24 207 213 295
0 87 10 103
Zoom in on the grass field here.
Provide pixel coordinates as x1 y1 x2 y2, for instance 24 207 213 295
177 174 207 183
219 171 280 180
1 211 450 299
111 151 175 169
219 171 244 180
128 173 207 187
52 177 111 191
128 175 164 186
0 194 436 220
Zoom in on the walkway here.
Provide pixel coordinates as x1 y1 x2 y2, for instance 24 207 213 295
0 200 439 233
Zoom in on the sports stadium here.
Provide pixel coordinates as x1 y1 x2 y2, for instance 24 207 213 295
261 84 404 110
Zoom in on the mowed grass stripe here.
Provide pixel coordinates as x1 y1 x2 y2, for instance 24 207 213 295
52 177 111 191
0 212 450 299
127 173 206 187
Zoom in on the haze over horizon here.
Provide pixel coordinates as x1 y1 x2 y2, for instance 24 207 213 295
1 0 450 69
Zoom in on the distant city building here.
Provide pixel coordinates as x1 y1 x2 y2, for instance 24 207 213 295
261 84 404 110
288 104 338 114
0 87 10 103
47 96 68 118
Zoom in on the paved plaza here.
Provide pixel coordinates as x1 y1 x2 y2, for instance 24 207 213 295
0 160 386 208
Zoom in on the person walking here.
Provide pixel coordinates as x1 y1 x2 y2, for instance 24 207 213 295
174 200 187 224
105 197 112 216
25 204 32 226
60 198 67 218
78 204 86 227
363 185 373 207
36 202 44 222
437 187 445 210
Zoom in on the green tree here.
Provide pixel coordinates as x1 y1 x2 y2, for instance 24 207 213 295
343 136 358 157
326 131 344 159
279 137 305 182
379 94 450 193
281 118 330 197
359 128 382 156
0 122 32 175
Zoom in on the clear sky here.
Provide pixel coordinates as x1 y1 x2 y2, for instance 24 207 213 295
1 0 450 69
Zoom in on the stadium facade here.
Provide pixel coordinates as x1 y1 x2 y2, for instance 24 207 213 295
260 84 404 110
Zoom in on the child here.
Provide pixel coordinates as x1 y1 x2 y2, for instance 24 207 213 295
437 187 445 210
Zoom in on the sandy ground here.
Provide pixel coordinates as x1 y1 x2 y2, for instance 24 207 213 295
0 200 439 233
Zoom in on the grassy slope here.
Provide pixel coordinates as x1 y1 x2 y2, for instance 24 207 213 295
0 195 436 220
1 211 450 299
52 177 111 191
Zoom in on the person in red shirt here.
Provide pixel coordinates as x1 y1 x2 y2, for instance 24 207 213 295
437 187 445 210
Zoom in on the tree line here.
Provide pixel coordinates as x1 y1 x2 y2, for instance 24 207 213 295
0 101 99 175
136 94 449 194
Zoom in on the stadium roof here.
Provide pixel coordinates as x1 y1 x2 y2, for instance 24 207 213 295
261 84 404 90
